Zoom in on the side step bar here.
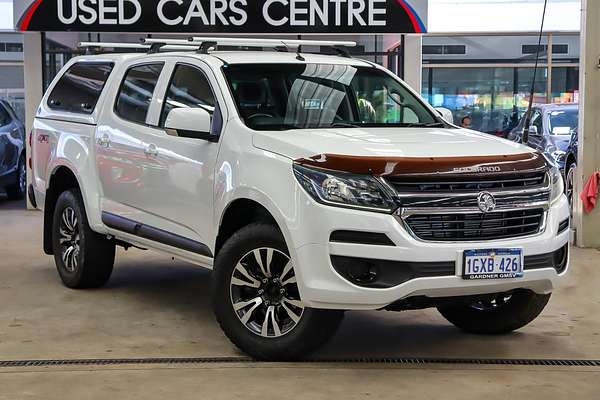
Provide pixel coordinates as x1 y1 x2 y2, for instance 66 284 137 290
101 212 213 258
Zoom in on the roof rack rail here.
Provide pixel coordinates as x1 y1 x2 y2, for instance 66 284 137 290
78 41 199 54
145 37 356 50
79 37 358 57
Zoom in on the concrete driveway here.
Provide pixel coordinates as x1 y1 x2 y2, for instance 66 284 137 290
1 198 599 399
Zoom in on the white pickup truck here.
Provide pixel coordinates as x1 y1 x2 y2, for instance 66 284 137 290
29 38 570 360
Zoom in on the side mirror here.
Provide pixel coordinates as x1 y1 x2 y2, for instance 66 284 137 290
164 107 218 142
435 107 454 124
528 125 539 136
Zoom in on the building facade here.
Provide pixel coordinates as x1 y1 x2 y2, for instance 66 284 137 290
422 33 580 133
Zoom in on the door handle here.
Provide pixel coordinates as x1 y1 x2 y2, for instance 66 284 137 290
97 134 111 148
144 143 159 157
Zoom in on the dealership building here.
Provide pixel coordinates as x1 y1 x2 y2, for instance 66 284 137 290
7 0 600 247
6 0 582 134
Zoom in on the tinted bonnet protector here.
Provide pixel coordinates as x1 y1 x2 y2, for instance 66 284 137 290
295 152 547 177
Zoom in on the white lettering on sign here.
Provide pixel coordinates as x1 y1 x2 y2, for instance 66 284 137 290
120 0 141 24
158 0 249 26
369 0 385 25
158 0 184 25
55 0 387 28
184 0 210 25
309 0 327 26
290 0 308 26
58 0 77 24
348 0 366 26
263 0 385 27
263 0 288 27
229 0 247 25
330 0 345 26
99 0 118 24
57 0 142 25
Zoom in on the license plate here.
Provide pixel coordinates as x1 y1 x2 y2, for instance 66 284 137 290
463 249 524 280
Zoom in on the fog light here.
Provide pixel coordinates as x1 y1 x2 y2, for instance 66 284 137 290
348 261 378 284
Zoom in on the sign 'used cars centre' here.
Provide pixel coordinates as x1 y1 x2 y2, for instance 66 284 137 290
15 0 428 34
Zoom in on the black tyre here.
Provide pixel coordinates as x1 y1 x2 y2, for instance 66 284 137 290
437 289 551 334
6 156 26 200
52 189 115 289
212 223 343 361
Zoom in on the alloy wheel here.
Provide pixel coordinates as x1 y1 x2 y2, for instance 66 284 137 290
58 207 80 273
229 247 304 338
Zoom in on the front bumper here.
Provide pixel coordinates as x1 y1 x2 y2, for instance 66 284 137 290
289 190 571 311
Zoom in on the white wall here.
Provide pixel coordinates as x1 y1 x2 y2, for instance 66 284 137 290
429 0 581 33
0 0 12 31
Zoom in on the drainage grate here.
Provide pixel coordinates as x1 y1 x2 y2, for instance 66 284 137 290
0 357 252 368
1 357 600 368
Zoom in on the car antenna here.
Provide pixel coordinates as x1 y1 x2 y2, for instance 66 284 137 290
296 44 305 61
522 0 548 145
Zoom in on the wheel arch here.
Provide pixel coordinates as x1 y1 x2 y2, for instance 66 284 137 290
43 165 84 255
215 198 282 257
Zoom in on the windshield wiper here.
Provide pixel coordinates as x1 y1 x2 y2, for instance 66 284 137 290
404 122 446 128
327 122 361 128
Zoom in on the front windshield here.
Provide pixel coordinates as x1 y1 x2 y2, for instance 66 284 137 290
223 63 442 131
549 109 578 135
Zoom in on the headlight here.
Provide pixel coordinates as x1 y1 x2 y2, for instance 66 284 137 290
549 164 565 205
293 164 397 213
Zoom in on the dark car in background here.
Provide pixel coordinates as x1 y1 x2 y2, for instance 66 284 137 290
508 103 578 170
0 100 26 200
563 130 578 210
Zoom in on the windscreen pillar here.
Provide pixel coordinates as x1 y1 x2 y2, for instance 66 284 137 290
575 0 600 247
23 32 44 210
402 35 422 93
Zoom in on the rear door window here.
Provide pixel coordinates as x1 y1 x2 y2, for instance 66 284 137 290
115 63 164 125
47 62 114 114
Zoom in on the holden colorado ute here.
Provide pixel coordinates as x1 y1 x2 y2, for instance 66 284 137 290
29 38 570 360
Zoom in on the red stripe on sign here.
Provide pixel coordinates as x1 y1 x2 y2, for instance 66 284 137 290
396 0 424 33
20 0 44 32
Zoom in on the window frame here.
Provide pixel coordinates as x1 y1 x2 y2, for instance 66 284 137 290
531 108 544 135
47 61 115 115
113 61 166 127
158 62 223 136
221 63 443 132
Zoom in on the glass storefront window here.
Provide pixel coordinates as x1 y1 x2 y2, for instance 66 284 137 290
515 67 548 109
422 66 578 134
423 67 516 133
552 67 579 103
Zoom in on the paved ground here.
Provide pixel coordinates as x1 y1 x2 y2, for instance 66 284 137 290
1 364 600 400
1 198 600 398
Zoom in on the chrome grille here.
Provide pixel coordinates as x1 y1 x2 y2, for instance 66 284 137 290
404 209 545 242
387 171 547 194
396 190 550 209
387 170 550 242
